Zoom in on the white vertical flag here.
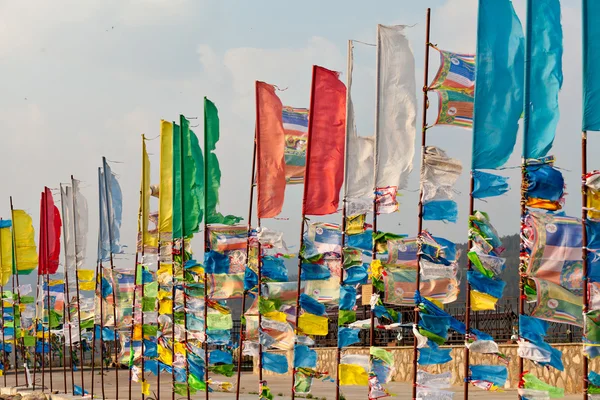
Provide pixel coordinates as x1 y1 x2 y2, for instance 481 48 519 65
375 25 417 190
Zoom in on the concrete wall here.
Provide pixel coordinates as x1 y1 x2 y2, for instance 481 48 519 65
254 344 597 394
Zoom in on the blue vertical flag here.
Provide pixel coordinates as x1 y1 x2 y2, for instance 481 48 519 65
524 0 563 158
472 0 525 169
583 0 600 131
99 159 124 261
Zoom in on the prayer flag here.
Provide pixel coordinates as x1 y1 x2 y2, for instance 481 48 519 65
375 24 417 190
303 65 346 216
204 98 243 225
283 106 308 184
524 0 563 159
583 0 600 131
256 81 287 218
12 210 37 275
472 0 524 169
39 187 61 275
173 116 204 238
0 222 12 285
159 120 174 233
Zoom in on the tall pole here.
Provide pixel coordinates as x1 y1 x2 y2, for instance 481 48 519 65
140 135 147 400
0 219 6 388
180 116 192 400
43 190 54 393
127 252 140 400
235 126 257 400
38 195 46 392
257 218 263 394
519 1 533 391
412 9 432 400
92 167 107 400
582 130 589 400
582 2 590 398
291 65 318 400
10 197 29 389
369 24 383 351
71 176 86 395
102 156 120 400
60 184 76 394
464 174 475 400
336 39 353 400
253 82 264 396
11 266 18 388
201 110 209 400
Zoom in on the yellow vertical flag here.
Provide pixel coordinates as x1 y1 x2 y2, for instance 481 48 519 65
159 121 173 233
12 210 37 275
0 224 12 285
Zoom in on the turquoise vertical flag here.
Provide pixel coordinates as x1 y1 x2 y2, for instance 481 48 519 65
524 0 563 159
583 0 600 131
472 0 524 169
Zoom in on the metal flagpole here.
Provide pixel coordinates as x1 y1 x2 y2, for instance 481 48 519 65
43 189 54 393
582 130 589 400
0 219 6 388
10 197 29 389
582 3 590 398
412 9 432 400
464 174 475 400
336 39 353 400
102 157 120 400
369 24 383 352
253 81 264 396
171 124 177 400
60 184 76 393
235 124 257 400
140 135 147 400
291 64 318 400
201 110 209 400
180 115 192 400
70 176 86 396
92 167 106 400
128 251 140 400
518 1 533 393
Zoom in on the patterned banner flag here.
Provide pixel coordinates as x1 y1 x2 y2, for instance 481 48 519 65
430 48 475 129
283 107 308 184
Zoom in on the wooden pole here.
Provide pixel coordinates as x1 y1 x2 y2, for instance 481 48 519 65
235 122 257 400
201 109 209 400
291 65 318 400
412 9 432 400
37 195 45 391
70 176 86 396
102 158 119 400
140 134 148 400
60 184 76 394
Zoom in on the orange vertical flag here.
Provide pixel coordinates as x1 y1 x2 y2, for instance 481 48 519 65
303 66 347 215
256 81 287 218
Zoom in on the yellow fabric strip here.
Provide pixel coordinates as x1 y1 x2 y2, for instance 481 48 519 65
0 227 12 285
12 210 37 274
159 121 173 233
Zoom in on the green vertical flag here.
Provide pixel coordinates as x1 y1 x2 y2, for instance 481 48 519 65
173 116 205 238
203 97 243 226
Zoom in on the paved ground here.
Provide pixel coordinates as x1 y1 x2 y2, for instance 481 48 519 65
0 369 583 399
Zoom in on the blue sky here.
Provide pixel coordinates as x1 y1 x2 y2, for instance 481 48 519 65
0 0 588 278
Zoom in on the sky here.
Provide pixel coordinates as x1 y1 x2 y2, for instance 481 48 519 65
0 0 589 281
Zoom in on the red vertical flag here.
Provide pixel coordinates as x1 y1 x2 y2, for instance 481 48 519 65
256 81 287 218
303 66 347 215
39 187 62 275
